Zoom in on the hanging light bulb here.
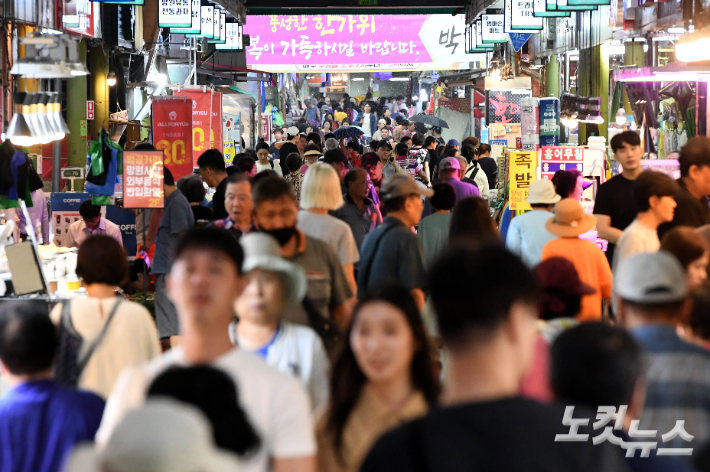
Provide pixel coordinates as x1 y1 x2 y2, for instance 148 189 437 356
36 93 56 144
6 93 33 146
107 71 117 87
615 108 627 126
27 94 52 145
47 93 68 140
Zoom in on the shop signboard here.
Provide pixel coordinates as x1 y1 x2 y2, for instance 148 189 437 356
539 146 583 180
182 89 216 167
105 206 138 258
481 14 507 43
508 151 537 210
243 14 485 72
171 0 201 33
158 0 191 27
533 0 571 16
504 0 543 32
63 0 100 37
200 6 214 38
216 23 243 50
152 98 194 179
487 90 531 124
122 151 165 209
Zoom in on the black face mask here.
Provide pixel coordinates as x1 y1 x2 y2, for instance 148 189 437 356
261 227 297 246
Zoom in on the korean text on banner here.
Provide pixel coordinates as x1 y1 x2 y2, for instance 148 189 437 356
509 151 537 210
152 99 194 179
211 92 223 149
123 151 165 209
183 90 214 166
539 146 583 181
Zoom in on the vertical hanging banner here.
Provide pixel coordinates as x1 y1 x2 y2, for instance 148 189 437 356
211 92 223 149
182 89 214 166
158 0 191 27
508 151 538 210
200 5 214 38
123 151 165 209
481 14 507 43
505 0 544 33
152 98 194 179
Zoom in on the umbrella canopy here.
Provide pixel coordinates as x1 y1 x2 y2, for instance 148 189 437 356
409 114 449 129
333 125 365 139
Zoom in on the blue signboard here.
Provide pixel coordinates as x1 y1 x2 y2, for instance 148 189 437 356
105 206 137 258
509 33 533 52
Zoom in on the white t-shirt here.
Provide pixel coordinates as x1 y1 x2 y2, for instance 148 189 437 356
297 211 360 265
50 298 161 400
612 218 660 273
256 160 283 177
362 114 372 137
465 163 490 199
95 347 316 472
234 322 329 413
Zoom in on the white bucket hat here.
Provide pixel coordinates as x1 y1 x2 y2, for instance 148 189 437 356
64 399 242 472
525 180 562 205
240 233 308 305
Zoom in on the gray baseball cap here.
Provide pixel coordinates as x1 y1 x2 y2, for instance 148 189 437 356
380 173 434 200
614 251 688 304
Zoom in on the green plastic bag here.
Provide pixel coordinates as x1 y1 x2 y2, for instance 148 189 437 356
89 139 104 176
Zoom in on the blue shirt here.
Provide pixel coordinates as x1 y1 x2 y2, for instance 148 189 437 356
505 210 558 267
0 380 105 472
152 189 195 274
632 324 710 449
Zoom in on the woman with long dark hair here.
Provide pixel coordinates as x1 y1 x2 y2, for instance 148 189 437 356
316 285 439 472
449 197 499 246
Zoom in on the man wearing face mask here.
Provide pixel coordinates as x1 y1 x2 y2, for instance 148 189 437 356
252 176 353 329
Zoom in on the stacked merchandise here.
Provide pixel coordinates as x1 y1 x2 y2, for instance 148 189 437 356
520 97 540 152
539 97 560 147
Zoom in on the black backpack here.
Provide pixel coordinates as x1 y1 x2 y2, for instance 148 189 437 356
54 298 122 388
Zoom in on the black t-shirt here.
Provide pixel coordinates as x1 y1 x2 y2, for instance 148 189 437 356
477 156 498 189
427 149 440 181
361 397 627 472
593 174 637 264
278 142 300 175
191 204 213 223
211 177 229 220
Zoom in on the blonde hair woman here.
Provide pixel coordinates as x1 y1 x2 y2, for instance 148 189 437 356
297 163 360 295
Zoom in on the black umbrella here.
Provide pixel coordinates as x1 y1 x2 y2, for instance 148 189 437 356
333 126 366 139
409 113 449 129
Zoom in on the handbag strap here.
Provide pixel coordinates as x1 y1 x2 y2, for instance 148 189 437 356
76 298 122 375
60 299 81 339
360 222 399 292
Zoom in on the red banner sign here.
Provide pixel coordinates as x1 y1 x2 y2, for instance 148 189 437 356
183 90 217 167
123 151 165 209
152 98 194 180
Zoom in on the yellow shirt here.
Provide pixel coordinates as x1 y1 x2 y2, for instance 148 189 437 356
316 385 428 472
334 111 348 123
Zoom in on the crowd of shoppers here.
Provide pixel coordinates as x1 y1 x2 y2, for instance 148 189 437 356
6 131 710 472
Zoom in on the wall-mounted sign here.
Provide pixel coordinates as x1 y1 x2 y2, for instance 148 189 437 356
171 0 200 33
158 0 191 27
476 20 494 49
481 14 507 43
244 14 485 72
504 0 543 33
216 23 243 50
200 6 214 38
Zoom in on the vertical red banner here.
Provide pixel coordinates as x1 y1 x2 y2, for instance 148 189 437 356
211 92 222 150
183 90 213 167
123 151 165 209
152 99 194 180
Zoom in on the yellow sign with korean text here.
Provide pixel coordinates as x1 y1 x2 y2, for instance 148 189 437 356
508 150 537 211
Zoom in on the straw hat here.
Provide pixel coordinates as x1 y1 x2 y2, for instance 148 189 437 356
526 180 561 205
545 198 596 237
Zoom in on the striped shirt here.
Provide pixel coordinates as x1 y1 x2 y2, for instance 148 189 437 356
632 324 710 450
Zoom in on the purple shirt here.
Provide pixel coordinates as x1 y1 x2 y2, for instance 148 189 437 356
17 190 49 243
67 217 123 248
421 177 481 218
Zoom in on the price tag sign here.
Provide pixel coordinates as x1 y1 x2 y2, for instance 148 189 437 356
123 151 165 209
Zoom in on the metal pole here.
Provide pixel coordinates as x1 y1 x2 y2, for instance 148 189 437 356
470 85 475 138
256 74 262 142
52 78 62 192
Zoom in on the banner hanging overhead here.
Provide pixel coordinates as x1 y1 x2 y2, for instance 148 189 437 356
216 23 243 50
243 14 486 72
152 98 194 180
200 6 214 38
182 89 215 167
533 0 572 16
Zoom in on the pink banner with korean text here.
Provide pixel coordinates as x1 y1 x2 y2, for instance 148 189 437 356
244 14 486 72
